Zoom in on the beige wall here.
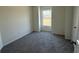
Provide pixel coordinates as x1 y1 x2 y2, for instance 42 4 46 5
52 6 65 35
32 6 73 40
0 6 33 46
32 6 39 31
52 6 73 39
33 6 65 34
65 7 73 39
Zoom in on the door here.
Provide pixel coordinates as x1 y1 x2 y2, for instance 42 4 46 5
72 7 79 42
72 7 79 53
40 7 52 31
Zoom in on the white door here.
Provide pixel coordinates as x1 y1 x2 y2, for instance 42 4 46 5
72 7 79 53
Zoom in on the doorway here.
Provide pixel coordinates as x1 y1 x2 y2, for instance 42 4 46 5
39 6 52 32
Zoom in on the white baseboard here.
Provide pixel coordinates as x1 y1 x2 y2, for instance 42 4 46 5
0 46 3 51
3 31 32 47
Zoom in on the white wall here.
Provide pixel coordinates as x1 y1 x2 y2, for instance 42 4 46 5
52 6 65 35
0 6 33 46
65 7 73 39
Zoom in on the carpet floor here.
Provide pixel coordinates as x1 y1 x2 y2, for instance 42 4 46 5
1 32 74 53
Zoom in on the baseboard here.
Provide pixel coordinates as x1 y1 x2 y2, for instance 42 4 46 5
0 46 3 50
53 33 65 37
0 47 2 53
3 31 33 47
0 45 3 52
65 35 71 40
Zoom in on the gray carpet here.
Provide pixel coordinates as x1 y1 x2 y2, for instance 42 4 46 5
1 32 74 53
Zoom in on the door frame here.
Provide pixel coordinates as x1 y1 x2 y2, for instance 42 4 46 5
72 7 79 42
72 6 79 53
38 6 53 32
